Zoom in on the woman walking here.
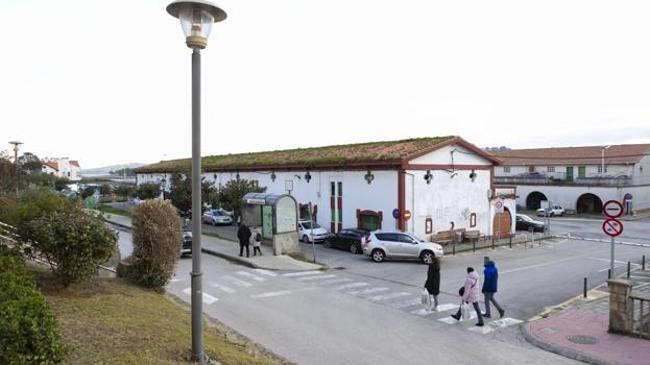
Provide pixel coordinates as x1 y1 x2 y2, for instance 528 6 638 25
424 257 441 312
451 267 484 327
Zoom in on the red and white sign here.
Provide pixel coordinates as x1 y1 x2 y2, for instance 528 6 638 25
602 218 623 237
403 210 412 221
603 200 624 219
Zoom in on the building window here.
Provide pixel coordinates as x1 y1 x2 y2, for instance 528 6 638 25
357 209 382 231
425 218 432 234
597 165 608 173
547 166 555 173
578 166 586 178
528 166 535 172
503 167 510 173
470 213 477 228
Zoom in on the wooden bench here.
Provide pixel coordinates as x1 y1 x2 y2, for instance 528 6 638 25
464 230 483 243
431 229 466 245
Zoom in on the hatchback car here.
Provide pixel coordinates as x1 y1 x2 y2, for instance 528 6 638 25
363 231 444 263
181 229 192 256
515 214 545 232
326 228 369 254
202 210 233 226
298 220 330 243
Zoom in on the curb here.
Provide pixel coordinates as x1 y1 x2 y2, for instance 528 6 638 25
200 247 259 269
520 322 625 365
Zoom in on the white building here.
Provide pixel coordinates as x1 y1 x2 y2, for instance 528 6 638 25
136 136 516 239
41 158 82 181
493 144 650 214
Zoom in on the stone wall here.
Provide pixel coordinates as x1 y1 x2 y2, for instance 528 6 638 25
608 279 633 334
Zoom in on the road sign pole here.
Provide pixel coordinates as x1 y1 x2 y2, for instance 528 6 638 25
610 237 615 279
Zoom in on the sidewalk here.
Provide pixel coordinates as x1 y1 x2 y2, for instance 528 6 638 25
103 214 323 272
523 272 650 365
442 232 557 255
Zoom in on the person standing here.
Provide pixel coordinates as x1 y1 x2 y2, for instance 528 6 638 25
237 223 252 258
451 267 484 327
252 227 262 256
424 257 441 312
482 256 505 318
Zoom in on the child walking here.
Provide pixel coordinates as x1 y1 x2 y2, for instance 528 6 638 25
252 228 262 256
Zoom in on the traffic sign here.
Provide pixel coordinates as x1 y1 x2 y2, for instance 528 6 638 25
494 200 504 213
602 218 623 237
603 200 623 219
392 209 400 219
403 210 412 221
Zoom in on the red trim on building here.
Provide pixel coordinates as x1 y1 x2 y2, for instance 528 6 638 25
402 136 502 165
398 170 406 232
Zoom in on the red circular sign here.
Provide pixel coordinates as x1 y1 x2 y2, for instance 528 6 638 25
603 200 624 219
403 210 412 221
602 218 623 237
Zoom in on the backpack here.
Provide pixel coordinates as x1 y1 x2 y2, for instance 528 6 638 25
255 232 262 242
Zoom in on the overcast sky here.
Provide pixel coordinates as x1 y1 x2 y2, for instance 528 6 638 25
2 0 650 168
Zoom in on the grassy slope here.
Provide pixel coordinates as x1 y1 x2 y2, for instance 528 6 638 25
97 205 131 217
31 267 286 365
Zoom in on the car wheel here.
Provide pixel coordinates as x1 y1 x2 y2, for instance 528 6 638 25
371 249 385 263
302 235 309 243
349 244 359 254
323 240 331 248
421 251 434 264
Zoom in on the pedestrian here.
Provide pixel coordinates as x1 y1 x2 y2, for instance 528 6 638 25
451 267 484 327
252 227 262 256
424 256 440 312
482 256 505 318
237 222 251 258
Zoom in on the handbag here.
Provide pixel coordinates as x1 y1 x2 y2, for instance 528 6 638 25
461 303 472 320
421 289 431 306
458 286 465 297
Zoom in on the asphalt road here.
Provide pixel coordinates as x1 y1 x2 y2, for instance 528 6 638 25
546 216 650 244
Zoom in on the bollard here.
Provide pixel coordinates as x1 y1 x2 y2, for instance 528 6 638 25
627 261 631 278
492 237 495 250
608 268 611 279
509 234 512 249
643 255 646 271
583 277 587 298
452 243 456 256
473 239 476 253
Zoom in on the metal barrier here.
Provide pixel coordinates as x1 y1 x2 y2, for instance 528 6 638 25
630 292 650 338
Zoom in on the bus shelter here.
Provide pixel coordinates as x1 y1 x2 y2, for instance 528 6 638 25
241 193 300 255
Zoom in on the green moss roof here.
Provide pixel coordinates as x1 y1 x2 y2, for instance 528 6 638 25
136 136 456 173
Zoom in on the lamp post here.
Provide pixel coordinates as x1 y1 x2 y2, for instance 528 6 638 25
166 1 226 362
9 141 23 194
601 145 611 178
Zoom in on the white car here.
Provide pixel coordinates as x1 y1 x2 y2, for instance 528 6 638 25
297 220 330 243
202 210 233 225
363 231 444 264
537 205 565 217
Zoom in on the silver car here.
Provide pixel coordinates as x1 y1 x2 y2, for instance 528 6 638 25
363 231 444 263
201 210 233 225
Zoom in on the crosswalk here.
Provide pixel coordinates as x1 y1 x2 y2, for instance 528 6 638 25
173 268 524 335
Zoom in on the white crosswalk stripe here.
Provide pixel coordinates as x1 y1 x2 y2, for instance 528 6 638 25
237 271 266 282
318 278 353 286
299 274 337 281
222 275 253 288
281 270 323 277
335 282 369 291
250 290 292 299
348 287 389 295
367 292 411 302
411 308 436 316
435 303 460 312
182 288 218 304
252 269 278 277
209 283 236 294
390 298 422 309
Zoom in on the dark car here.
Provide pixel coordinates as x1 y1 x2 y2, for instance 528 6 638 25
515 214 545 232
326 228 369 254
181 229 192 256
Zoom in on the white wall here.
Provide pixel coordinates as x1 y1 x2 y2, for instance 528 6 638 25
409 144 492 166
633 156 650 185
516 185 619 210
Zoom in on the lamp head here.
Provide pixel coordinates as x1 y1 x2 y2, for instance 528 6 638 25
167 0 226 49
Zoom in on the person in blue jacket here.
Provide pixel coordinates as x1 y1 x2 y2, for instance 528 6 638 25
482 256 505 318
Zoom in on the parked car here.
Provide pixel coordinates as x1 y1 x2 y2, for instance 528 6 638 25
181 229 192 256
536 205 565 217
516 214 545 232
297 220 330 243
362 231 444 264
202 210 233 225
326 228 369 254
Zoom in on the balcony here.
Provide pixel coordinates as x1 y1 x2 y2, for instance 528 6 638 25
494 174 634 187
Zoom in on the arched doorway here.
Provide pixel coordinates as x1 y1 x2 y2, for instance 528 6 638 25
492 208 512 239
526 191 547 210
576 193 603 214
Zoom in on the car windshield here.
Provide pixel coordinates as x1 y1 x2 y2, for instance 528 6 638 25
301 222 320 229
519 215 533 222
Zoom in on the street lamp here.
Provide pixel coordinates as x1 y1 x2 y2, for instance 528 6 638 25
166 1 226 363
601 145 611 178
9 141 23 194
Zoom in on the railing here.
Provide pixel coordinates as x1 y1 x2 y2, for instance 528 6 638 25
630 292 650 338
495 175 634 187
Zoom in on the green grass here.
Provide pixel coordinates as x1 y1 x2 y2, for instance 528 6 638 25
30 266 287 365
97 205 131 217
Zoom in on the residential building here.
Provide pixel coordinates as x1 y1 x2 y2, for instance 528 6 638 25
41 157 82 181
492 144 650 214
135 136 516 239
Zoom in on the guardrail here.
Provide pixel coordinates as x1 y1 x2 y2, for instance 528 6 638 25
494 175 634 187
630 292 650 338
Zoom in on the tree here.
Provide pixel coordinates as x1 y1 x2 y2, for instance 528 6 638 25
167 172 218 217
115 184 136 198
217 179 266 221
137 183 160 200
30 208 117 286
81 186 96 199
0 158 16 194
129 200 181 288
99 183 112 195
18 152 42 174
54 177 70 191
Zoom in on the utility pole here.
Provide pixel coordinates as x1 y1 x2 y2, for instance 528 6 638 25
9 141 23 195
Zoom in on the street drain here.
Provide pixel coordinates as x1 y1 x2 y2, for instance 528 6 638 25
567 335 598 345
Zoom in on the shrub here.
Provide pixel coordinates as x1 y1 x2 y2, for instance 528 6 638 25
30 208 117 286
130 199 181 288
0 246 67 364
137 183 160 200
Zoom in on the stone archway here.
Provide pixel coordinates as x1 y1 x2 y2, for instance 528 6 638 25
576 193 603 214
526 191 547 210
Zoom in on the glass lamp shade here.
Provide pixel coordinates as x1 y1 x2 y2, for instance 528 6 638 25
179 5 214 39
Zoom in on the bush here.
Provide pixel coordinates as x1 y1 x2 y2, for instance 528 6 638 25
53 178 70 192
130 199 181 288
30 208 117 286
0 246 67 364
137 183 160 200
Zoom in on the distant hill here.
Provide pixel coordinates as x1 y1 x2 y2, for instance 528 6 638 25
82 163 145 176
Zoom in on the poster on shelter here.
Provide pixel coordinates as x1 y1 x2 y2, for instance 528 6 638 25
275 197 297 233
